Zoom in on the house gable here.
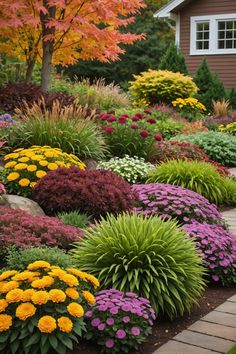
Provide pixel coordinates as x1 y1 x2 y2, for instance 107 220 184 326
154 0 193 18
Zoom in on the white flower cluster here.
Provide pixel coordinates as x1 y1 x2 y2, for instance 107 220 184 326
97 155 154 183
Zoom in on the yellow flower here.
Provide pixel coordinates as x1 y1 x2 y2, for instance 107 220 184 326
19 178 30 187
85 274 100 289
30 182 37 188
31 155 44 161
38 316 56 333
14 148 24 152
7 172 20 181
0 314 12 332
21 289 36 302
1 281 19 293
0 270 18 281
82 290 96 305
47 163 58 171
27 261 51 270
0 299 8 313
6 288 24 303
39 160 48 167
18 157 30 162
67 302 84 318
31 276 54 289
48 289 66 303
58 316 73 333
44 151 55 158
16 302 36 320
36 170 47 178
65 288 79 300
27 165 37 172
4 161 17 169
32 291 49 305
49 268 67 278
12 271 38 282
60 274 79 287
14 163 28 170
4 153 19 160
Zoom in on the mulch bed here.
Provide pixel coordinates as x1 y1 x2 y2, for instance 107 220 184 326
70 285 236 354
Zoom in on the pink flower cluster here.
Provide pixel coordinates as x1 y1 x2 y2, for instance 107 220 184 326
132 183 224 226
184 221 236 286
85 289 155 353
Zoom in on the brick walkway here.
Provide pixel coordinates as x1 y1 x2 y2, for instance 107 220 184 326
153 176 236 354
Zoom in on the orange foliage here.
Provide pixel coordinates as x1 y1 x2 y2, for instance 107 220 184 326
181 121 208 135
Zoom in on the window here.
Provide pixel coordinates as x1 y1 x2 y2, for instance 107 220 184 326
190 14 236 55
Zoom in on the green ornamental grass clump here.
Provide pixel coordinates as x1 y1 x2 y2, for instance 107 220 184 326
173 131 236 166
71 213 205 318
146 160 236 205
57 211 91 229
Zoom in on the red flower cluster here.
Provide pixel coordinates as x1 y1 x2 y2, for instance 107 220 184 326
33 167 136 218
0 206 82 249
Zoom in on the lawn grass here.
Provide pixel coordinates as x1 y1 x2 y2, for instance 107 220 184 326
227 345 236 354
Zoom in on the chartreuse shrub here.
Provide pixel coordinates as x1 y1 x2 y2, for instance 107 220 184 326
132 183 225 226
146 160 236 205
184 222 236 286
1 146 85 197
33 167 135 218
85 289 155 353
72 213 205 318
5 246 75 271
129 70 198 106
173 131 236 166
97 155 154 183
57 211 91 229
0 260 99 354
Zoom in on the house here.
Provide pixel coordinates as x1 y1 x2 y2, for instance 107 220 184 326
154 0 236 88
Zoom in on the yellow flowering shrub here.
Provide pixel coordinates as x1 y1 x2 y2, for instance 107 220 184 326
2 145 85 197
129 69 198 106
0 260 99 354
218 122 236 135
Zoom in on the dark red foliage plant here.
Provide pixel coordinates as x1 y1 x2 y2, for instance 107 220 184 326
0 206 82 251
33 167 135 218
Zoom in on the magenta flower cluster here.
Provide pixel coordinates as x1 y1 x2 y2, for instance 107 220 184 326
132 183 224 226
184 221 236 286
85 288 155 353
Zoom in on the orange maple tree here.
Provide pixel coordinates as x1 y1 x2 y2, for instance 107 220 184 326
0 0 145 90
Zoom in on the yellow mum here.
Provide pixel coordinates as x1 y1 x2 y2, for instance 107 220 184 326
49 268 67 278
39 160 48 167
18 157 30 162
31 155 44 161
67 302 84 318
0 314 12 332
48 289 66 303
12 271 38 282
31 276 54 289
83 290 96 305
16 302 36 320
60 274 79 287
38 316 56 333
21 289 36 302
0 270 18 281
36 170 47 179
27 165 37 172
47 163 58 171
85 274 100 289
4 153 19 160
27 261 51 270
1 281 19 293
6 288 24 303
4 161 17 169
65 288 79 300
30 182 37 188
14 163 28 170
58 317 73 333
19 178 30 187
32 291 49 305
44 151 55 158
0 299 8 313
7 172 20 181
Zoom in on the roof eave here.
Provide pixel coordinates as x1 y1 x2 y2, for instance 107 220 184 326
154 0 186 18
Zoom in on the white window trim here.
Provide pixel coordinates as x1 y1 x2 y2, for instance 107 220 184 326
190 13 236 55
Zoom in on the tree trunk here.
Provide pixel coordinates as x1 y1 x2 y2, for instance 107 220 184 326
25 60 36 83
41 41 53 91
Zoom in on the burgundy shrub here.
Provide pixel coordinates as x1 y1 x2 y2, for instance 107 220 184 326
33 167 135 218
0 206 82 249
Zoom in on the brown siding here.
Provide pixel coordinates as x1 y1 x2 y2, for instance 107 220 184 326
178 0 236 88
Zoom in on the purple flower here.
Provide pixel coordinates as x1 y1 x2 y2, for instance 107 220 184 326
122 316 130 323
212 274 220 281
110 307 119 315
121 304 132 312
131 327 141 336
116 329 126 339
106 318 115 326
91 318 100 327
85 310 93 318
98 323 106 331
105 339 114 348
98 305 108 311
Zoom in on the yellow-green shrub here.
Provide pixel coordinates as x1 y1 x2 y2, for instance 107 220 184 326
129 70 198 105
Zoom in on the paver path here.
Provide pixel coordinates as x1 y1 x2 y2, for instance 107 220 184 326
153 185 236 354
